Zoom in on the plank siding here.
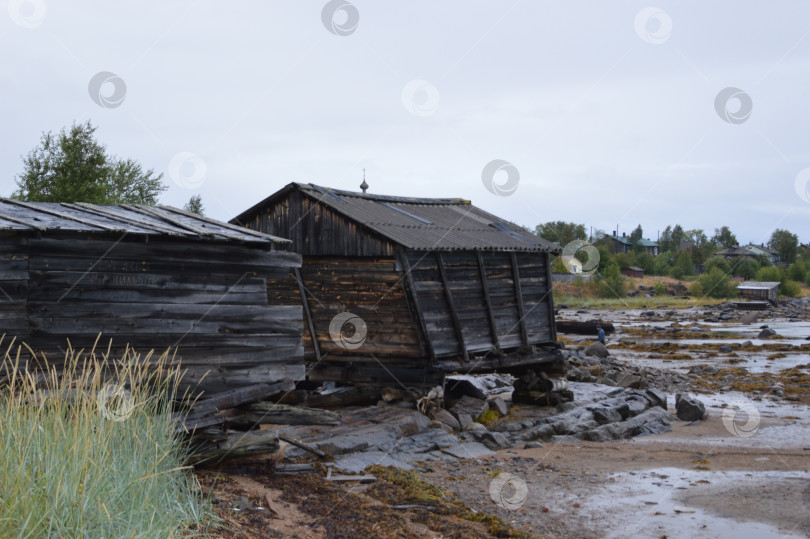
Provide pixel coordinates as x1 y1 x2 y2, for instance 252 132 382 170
0 235 304 393
282 257 422 361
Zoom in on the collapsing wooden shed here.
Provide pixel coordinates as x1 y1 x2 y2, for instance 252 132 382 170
0 199 304 393
231 182 565 388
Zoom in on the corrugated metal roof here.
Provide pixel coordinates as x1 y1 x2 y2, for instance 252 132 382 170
246 183 559 252
737 281 780 290
0 198 288 245
608 234 658 247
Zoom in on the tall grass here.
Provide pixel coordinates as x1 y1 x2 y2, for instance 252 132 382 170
0 337 210 538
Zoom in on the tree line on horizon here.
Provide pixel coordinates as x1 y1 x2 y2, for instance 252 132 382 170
536 220 808 300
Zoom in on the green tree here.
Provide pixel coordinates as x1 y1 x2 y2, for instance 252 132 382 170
12 121 166 204
659 226 673 253
670 251 695 279
756 266 783 283
712 226 737 248
183 194 204 215
704 255 731 275
634 251 655 274
534 221 586 247
731 257 759 280
614 252 635 270
629 224 644 253
788 260 806 282
651 251 675 276
768 229 798 264
671 225 685 252
697 267 735 298
597 260 625 298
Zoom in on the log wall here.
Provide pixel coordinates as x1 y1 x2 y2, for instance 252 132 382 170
0 235 304 393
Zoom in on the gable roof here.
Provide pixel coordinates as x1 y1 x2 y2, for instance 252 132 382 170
232 182 560 253
607 234 658 247
716 245 757 257
0 198 287 246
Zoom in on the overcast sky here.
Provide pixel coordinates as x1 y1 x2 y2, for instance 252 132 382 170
2 1 809 245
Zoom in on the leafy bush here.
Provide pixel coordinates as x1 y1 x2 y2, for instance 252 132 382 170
806 271 810 287
704 256 731 275
597 261 625 298
651 251 674 276
756 266 783 283
0 344 208 537
731 257 759 280
654 282 667 296
780 280 802 297
788 260 807 282
697 267 736 298
689 281 704 297
670 252 695 279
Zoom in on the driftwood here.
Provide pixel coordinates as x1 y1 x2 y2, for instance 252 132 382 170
278 433 329 459
187 429 281 464
236 402 341 426
278 386 382 408
555 320 615 335
177 379 342 464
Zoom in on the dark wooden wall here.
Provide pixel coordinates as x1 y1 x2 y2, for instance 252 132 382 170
267 257 422 361
1 235 304 394
240 190 396 257
0 237 29 348
406 250 554 359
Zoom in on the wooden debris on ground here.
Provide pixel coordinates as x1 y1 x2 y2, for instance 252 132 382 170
176 379 341 464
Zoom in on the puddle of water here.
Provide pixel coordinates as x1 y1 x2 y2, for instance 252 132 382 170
620 348 810 374
589 467 808 539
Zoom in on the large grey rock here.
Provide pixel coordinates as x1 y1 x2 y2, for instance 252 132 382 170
446 374 515 399
591 406 624 425
645 388 667 409
463 421 488 432
718 344 733 353
584 342 609 358
431 409 461 431
470 431 511 450
456 413 473 431
491 397 508 417
675 394 706 421
595 376 617 387
758 328 777 339
616 373 643 389
578 407 672 441
450 395 489 421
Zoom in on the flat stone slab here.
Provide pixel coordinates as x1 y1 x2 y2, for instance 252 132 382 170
441 442 495 459
334 451 414 473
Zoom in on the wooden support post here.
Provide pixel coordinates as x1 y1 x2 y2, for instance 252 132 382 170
398 250 435 361
510 252 529 346
476 251 501 353
294 267 322 363
543 252 558 341
435 252 469 362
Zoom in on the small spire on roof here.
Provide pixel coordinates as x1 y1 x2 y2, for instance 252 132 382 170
360 168 368 193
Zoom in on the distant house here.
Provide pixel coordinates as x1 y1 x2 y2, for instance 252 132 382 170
743 244 780 264
737 281 780 301
606 233 659 256
621 266 644 278
715 245 757 260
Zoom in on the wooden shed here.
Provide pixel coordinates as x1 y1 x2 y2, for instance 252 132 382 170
737 281 780 301
231 183 565 387
621 266 644 278
0 199 304 393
